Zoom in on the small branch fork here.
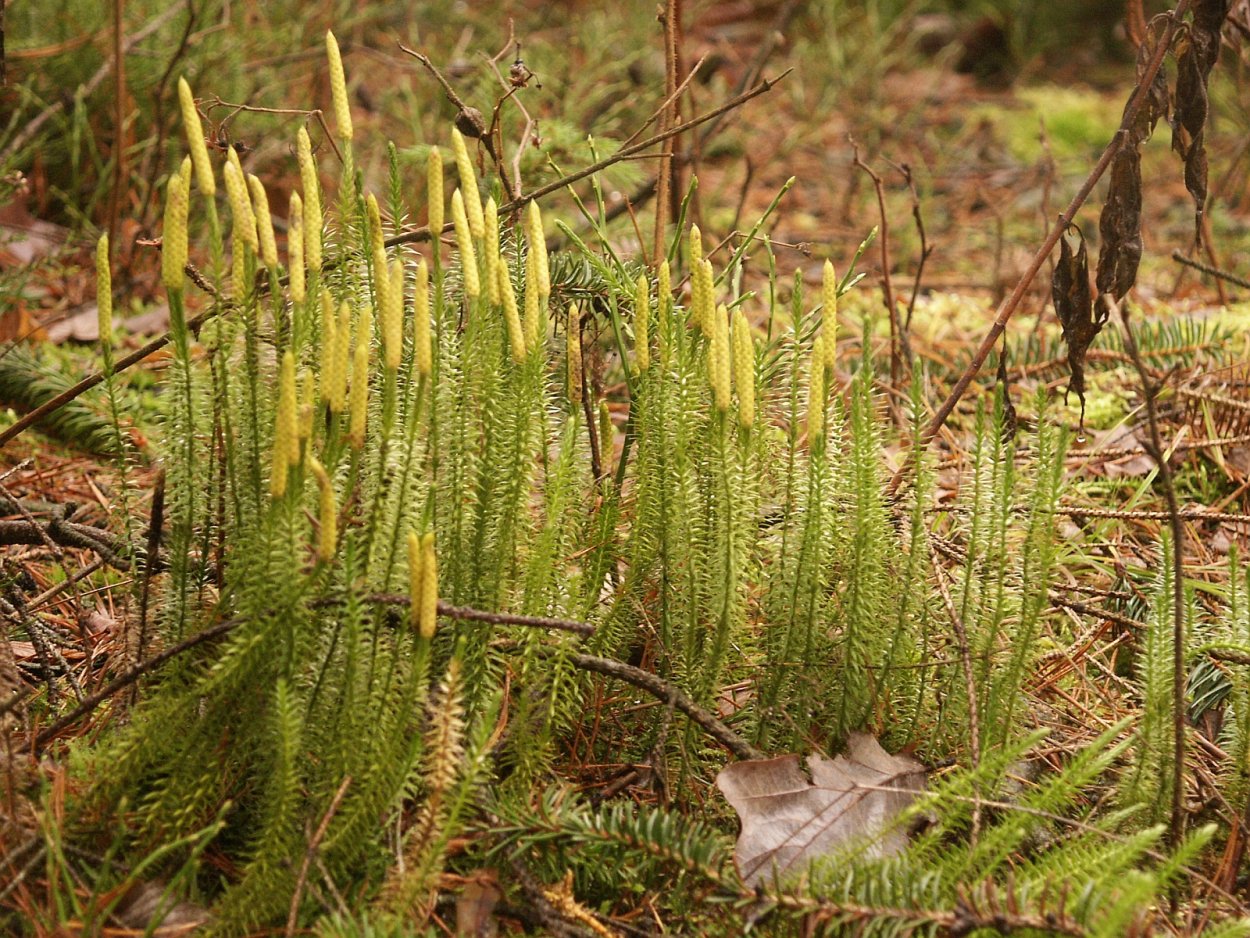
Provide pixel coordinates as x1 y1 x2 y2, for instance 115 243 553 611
850 140 911 392
383 69 790 251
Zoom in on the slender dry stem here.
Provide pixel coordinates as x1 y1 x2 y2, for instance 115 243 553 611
1120 303 1187 851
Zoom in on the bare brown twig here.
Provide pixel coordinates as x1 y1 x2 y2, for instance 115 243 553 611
23 593 762 763
563 652 764 761
286 775 352 938
1119 300 1188 851
1171 250 1250 289
850 139 910 393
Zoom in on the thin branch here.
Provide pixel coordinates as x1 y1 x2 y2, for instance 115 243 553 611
0 519 133 570
563 651 765 761
893 161 934 333
22 589 762 768
352 595 597 637
1172 249 1250 289
851 139 909 391
1048 594 1148 633
203 97 342 165
286 775 352 938
622 53 708 150
1119 300 1187 851
384 70 791 251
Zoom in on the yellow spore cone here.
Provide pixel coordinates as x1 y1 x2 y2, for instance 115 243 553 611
526 201 550 298
450 127 484 238
633 274 650 374
484 197 501 306
288 192 305 303
451 189 480 298
96 235 112 349
247 174 278 268
419 531 438 640
732 309 755 429
161 170 190 292
270 351 299 498
499 261 525 362
326 30 353 142
821 260 838 369
177 77 215 197
383 258 405 372
296 128 323 274
427 146 444 237
692 258 714 337
413 259 432 377
222 160 257 254
708 303 731 411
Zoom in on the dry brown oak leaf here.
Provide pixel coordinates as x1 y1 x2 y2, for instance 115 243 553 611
717 732 926 887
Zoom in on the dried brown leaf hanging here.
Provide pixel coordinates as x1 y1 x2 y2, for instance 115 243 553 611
716 733 926 887
1052 225 1105 427
1172 0 1232 239
1096 148 1144 302
1096 34 1168 304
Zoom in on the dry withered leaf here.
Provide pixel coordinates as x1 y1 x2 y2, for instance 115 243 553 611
1052 226 1106 426
1172 0 1232 238
1096 147 1143 302
1128 31 1171 143
716 733 926 887
1095 32 1167 320
109 880 211 935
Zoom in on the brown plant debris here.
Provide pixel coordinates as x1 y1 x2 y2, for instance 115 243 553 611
716 733 926 887
1172 0 1232 238
1095 33 1169 305
1051 225 1105 428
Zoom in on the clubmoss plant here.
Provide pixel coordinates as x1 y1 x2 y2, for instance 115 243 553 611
54 32 1226 938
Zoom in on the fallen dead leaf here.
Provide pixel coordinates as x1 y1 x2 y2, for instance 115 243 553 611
46 304 101 344
716 732 926 886
108 880 211 935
